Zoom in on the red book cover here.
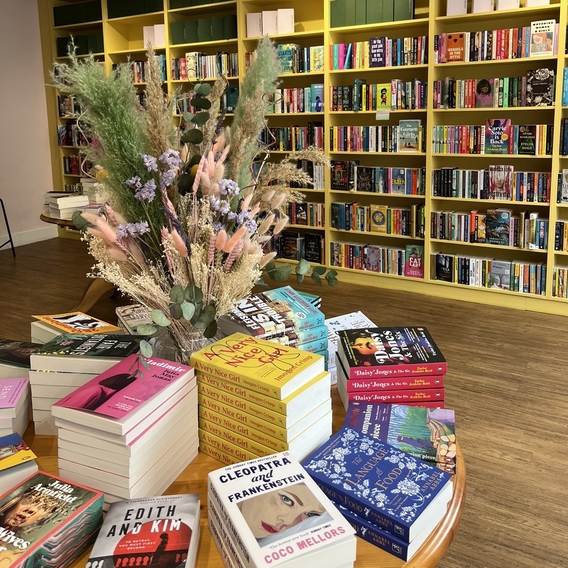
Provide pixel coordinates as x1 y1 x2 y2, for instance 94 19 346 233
341 374 445 393
338 387 445 404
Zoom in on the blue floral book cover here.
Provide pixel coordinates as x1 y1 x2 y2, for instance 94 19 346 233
302 427 453 543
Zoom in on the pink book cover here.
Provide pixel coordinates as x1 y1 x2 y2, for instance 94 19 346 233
342 388 445 404
344 374 445 393
0 378 29 416
53 354 192 420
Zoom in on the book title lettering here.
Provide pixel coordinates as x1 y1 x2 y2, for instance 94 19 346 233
106 504 181 537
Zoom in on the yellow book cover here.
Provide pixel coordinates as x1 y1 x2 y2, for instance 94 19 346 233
32 311 122 335
189 333 324 400
377 83 391 109
370 204 388 233
197 370 330 417
0 434 36 471
198 429 262 465
199 420 275 456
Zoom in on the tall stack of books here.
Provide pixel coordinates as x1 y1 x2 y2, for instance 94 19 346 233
45 192 90 220
335 326 447 409
302 427 454 562
29 334 141 435
217 286 329 365
0 338 41 379
208 452 357 568
31 311 123 344
0 471 104 566
51 354 199 509
190 332 333 464
0 378 31 437
324 310 377 384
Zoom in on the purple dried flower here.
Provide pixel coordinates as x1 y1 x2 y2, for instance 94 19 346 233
159 149 182 168
218 179 240 197
134 179 157 201
160 169 176 189
116 222 150 239
141 154 158 172
125 176 142 189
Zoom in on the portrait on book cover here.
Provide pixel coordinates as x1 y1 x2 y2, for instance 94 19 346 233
236 482 332 547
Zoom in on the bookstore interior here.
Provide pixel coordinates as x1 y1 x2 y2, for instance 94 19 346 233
3 0 567 565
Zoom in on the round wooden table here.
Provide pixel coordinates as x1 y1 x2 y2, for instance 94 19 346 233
25 390 465 568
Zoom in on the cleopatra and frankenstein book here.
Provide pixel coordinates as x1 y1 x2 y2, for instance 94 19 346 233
0 471 104 566
337 326 447 378
86 494 200 568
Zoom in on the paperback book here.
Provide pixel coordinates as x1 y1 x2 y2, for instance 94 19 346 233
529 19 556 58
115 303 152 334
343 403 457 474
207 451 357 568
484 119 512 155
526 68 555 107
302 427 454 543
485 208 512 246
397 120 421 153
337 326 447 378
475 78 494 108
0 378 29 419
0 339 41 378
403 245 424 279
32 311 122 335
86 494 200 568
0 433 39 495
488 164 513 200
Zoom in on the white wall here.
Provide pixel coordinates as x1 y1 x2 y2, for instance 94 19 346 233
0 0 57 248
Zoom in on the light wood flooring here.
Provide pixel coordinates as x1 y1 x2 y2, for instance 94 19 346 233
1 238 567 568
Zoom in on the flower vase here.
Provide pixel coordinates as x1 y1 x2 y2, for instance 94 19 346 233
152 328 216 364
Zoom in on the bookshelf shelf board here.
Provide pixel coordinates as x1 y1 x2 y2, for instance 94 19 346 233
107 48 166 56
329 64 428 75
168 1 237 16
329 18 428 37
554 251 568 256
433 154 552 160
174 39 238 49
431 197 551 207
106 13 165 26
243 30 324 43
330 109 427 116
53 20 103 31
331 228 421 240
432 107 555 113
331 152 427 158
431 239 549 253
172 77 239 83
332 265 413 279
55 52 104 61
435 56 559 68
63 174 82 178
557 203 568 207
435 4 560 25
279 71 325 79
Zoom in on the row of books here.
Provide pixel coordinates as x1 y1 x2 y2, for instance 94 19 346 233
57 94 82 118
259 124 324 152
558 118 568 156
329 121 424 153
57 123 89 148
432 209 549 249
281 201 325 227
330 242 424 279
554 220 568 252
271 43 325 74
331 78 427 112
175 85 239 114
434 20 558 63
433 68 554 109
272 231 325 264
170 51 239 81
267 85 324 114
432 121 553 156
435 253 547 294
245 8 295 37
170 15 237 45
125 56 167 84
331 202 425 238
553 267 568 298
330 35 428 70
62 153 93 177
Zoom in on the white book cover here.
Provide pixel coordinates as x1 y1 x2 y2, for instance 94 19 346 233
208 451 356 568
277 8 294 34
246 12 263 37
262 11 278 35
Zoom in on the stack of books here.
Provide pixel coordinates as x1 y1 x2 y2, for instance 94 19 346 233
217 286 329 364
0 377 31 438
0 338 41 379
335 326 447 409
208 452 357 568
302 427 454 562
51 354 199 509
45 192 90 220
86 494 201 568
31 311 123 344
190 332 333 464
0 432 38 494
324 310 377 384
29 334 141 435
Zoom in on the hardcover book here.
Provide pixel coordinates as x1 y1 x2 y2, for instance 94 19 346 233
397 120 421 153
0 471 104 566
369 37 386 67
518 125 537 155
446 33 465 62
343 403 456 474
475 78 494 108
403 245 424 279
32 311 122 335
303 233 324 264
488 260 512 289
435 254 455 282
484 118 512 155
302 427 454 543
189 333 325 400
485 208 513 245
207 451 357 568
488 164 513 200
336 326 447 378
526 68 555 107
369 204 388 233
52 354 195 435
86 494 200 568
217 286 325 339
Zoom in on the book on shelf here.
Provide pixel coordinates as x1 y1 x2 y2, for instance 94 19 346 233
403 244 424 279
397 119 421 153
475 78 494 108
302 427 454 544
517 125 537 155
217 285 325 340
0 433 39 496
526 68 555 107
485 208 513 245
51 354 195 436
337 326 447 379
31 311 122 342
343 402 457 474
487 260 512 289
446 33 465 62
30 334 141 374
435 254 455 283
529 19 556 58
86 494 200 568
484 119 512 155
0 471 104 566
370 204 388 233
189 333 326 400
207 451 357 568
488 164 514 200
0 339 41 379
303 233 325 264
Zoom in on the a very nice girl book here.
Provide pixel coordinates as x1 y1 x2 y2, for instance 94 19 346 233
0 471 104 567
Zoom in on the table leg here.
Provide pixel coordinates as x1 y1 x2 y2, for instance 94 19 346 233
72 278 117 313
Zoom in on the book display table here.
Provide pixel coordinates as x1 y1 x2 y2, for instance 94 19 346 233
24 389 465 567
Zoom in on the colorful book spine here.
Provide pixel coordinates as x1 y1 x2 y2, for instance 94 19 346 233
199 429 259 465
199 421 274 458
340 374 445 392
338 386 445 404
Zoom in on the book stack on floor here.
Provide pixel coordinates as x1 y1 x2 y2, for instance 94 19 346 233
0 432 39 494
51 354 199 509
86 494 201 568
335 326 447 409
31 311 123 344
208 452 358 568
344 402 458 475
0 378 31 438
302 427 454 562
217 286 329 365
324 311 377 385
29 334 142 435
190 332 333 465
0 471 104 566
0 338 41 379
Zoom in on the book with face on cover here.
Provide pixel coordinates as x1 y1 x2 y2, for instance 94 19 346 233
86 494 200 568
207 451 356 568
0 340 41 378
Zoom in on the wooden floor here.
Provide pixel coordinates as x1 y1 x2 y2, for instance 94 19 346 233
1 238 567 568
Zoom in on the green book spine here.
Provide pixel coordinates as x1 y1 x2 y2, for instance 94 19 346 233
382 0 394 21
185 19 199 42
170 21 186 44
355 0 366 25
223 14 237 39
330 0 346 28
345 0 356 26
197 18 212 42
366 0 383 23
211 16 224 41
393 0 414 21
